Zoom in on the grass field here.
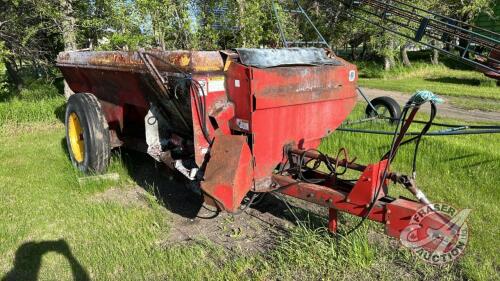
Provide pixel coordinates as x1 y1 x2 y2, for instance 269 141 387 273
0 86 498 280
357 62 500 112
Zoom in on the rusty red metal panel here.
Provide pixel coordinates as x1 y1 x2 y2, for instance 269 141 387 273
190 73 229 166
201 133 253 213
57 51 224 74
386 199 423 238
208 98 235 135
251 97 356 179
225 61 358 180
385 199 455 252
225 62 253 133
251 64 357 110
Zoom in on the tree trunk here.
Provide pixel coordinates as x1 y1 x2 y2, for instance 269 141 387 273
351 45 357 60
430 40 439 65
383 37 395 71
236 0 246 47
431 49 439 65
384 56 392 71
360 40 368 60
400 43 411 67
3 58 23 91
59 0 77 99
159 31 166 51
384 52 396 71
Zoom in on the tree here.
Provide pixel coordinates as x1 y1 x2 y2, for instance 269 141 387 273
59 0 77 97
136 0 192 50
191 0 287 50
0 0 63 88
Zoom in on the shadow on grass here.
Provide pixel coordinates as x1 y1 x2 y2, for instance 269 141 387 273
424 77 482 86
461 159 498 169
445 153 476 162
59 136 205 219
2 239 89 281
54 103 66 124
58 135 325 230
117 149 327 229
250 193 330 230
119 148 206 219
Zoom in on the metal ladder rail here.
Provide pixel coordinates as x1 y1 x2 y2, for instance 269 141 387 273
361 0 498 51
341 0 499 75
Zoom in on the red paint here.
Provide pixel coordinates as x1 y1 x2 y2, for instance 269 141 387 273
226 62 358 179
201 133 253 213
274 174 447 245
328 208 338 233
347 160 389 206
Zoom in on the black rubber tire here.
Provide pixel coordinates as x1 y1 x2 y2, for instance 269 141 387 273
365 96 402 123
65 93 111 174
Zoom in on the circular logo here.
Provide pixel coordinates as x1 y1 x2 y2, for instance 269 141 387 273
399 203 470 264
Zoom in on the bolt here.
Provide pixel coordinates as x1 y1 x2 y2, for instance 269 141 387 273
346 198 350 203
326 199 333 204
386 220 391 225
387 209 391 214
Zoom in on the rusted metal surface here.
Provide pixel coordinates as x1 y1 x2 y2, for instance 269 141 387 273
236 48 342 68
189 73 229 166
57 50 227 142
328 208 339 233
57 50 224 74
273 174 386 222
225 58 358 180
201 133 253 213
252 64 357 109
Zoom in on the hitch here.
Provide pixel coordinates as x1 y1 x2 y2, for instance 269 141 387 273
273 147 438 238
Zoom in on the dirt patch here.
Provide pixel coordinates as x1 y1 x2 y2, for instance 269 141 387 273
92 182 300 255
114 150 401 257
0 122 63 136
116 150 302 255
92 186 153 209
161 203 292 254
156 190 341 255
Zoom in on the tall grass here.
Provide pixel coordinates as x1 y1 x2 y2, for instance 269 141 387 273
0 79 65 127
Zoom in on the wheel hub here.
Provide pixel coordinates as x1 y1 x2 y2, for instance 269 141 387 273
68 112 85 163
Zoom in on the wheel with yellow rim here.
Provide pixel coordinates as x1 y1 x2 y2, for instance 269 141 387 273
65 93 110 174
